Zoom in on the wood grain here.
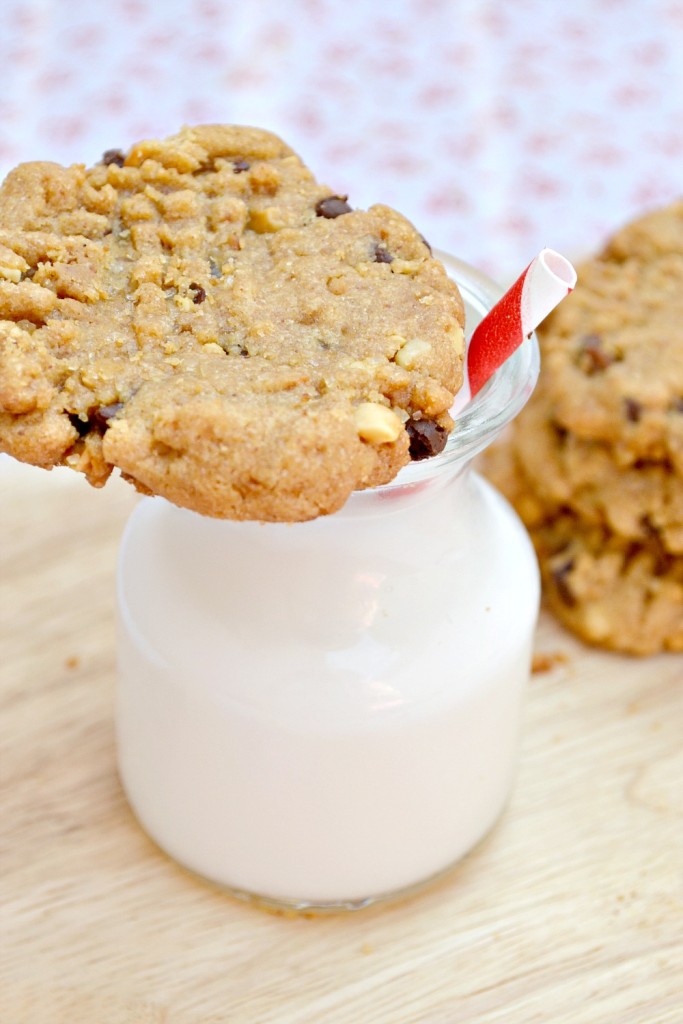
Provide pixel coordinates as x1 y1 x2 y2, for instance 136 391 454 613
2 462 682 1024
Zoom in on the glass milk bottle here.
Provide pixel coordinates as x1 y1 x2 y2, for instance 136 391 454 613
116 254 540 911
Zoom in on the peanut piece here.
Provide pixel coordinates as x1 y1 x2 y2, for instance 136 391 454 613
247 206 286 233
354 402 403 443
0 266 22 283
390 258 421 275
395 338 432 369
0 245 29 282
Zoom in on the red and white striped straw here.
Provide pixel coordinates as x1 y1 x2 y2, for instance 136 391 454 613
466 248 577 398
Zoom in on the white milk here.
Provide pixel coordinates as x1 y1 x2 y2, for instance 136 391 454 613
116 255 541 909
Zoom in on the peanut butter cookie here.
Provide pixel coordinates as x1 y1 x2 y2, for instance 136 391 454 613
0 125 465 521
538 513 682 656
536 253 683 470
484 431 683 654
511 394 683 555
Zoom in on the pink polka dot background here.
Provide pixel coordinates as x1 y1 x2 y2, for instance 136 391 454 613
1 0 682 280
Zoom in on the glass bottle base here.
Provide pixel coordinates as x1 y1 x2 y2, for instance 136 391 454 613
143 805 508 917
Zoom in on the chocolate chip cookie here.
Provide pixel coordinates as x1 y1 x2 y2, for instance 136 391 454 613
536 253 683 469
483 200 683 655
536 513 683 656
511 394 683 555
0 124 465 521
484 429 683 654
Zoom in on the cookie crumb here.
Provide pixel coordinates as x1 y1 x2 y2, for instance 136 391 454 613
65 655 80 670
531 650 569 674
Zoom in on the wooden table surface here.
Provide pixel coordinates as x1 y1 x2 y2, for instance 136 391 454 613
2 462 682 1024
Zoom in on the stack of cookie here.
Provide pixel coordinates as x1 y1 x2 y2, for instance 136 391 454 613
484 201 683 655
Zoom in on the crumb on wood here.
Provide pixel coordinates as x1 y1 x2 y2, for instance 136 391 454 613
64 655 80 670
531 650 569 675
255 902 317 920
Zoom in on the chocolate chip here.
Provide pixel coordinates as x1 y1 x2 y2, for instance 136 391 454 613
189 283 206 304
406 418 449 460
101 149 126 167
96 402 123 423
624 397 642 422
550 556 576 607
640 517 673 576
315 195 352 219
577 334 614 374
233 159 251 173
373 244 394 264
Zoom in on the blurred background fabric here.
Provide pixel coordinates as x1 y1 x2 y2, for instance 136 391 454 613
0 0 682 279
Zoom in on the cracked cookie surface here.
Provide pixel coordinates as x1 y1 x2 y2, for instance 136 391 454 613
0 124 465 521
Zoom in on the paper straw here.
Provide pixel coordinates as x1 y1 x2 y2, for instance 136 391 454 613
466 248 577 398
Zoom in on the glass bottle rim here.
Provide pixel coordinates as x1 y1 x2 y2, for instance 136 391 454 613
377 250 540 491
